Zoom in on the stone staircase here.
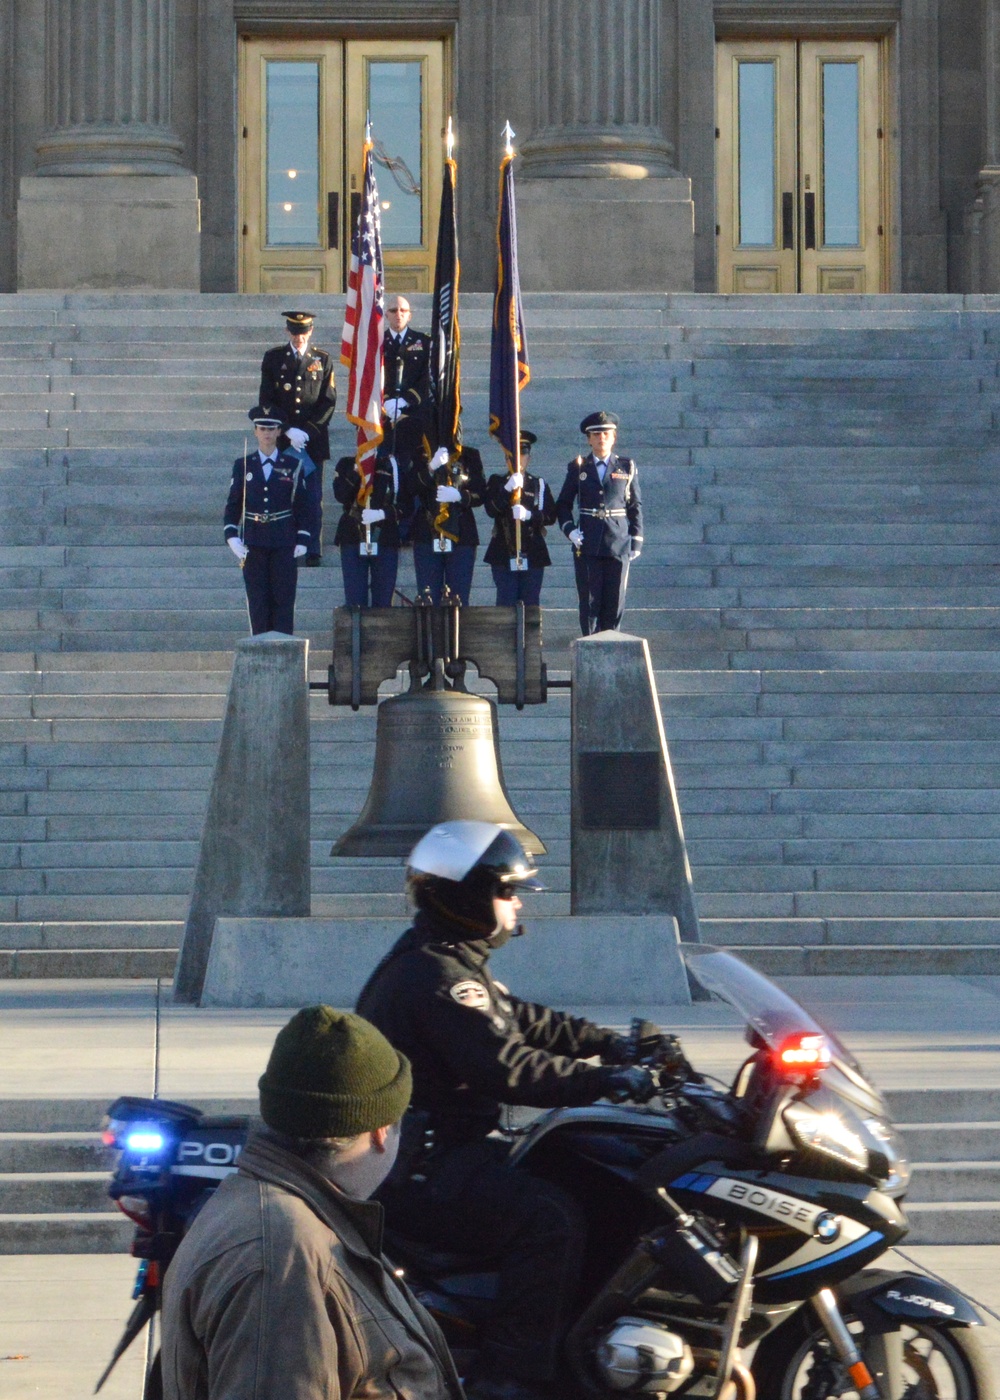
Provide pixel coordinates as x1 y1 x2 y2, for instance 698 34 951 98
2 292 1000 972
2 1087 997 1253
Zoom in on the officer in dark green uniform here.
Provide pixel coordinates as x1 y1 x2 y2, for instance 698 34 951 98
259 311 337 566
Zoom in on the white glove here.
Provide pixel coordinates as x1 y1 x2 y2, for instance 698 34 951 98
286 427 309 451
436 484 462 503
430 447 451 471
511 503 531 522
504 472 524 493
629 547 642 562
568 528 584 548
227 537 249 561
383 397 405 422
293 544 308 558
362 507 386 525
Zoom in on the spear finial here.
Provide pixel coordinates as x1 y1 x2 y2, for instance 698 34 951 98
446 116 455 161
502 121 515 157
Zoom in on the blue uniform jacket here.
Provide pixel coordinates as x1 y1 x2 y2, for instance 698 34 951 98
555 452 643 560
224 450 316 550
332 452 404 548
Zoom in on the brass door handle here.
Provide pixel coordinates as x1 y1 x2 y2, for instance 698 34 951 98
327 192 339 249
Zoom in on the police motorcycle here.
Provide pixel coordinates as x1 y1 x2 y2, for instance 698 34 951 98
96 946 993 1400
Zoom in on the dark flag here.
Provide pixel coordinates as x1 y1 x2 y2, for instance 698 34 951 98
430 123 461 454
489 130 530 474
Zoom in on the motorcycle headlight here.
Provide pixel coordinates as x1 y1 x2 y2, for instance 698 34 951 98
864 1117 912 1192
784 1104 869 1173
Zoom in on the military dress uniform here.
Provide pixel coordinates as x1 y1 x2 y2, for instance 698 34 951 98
556 443 643 635
332 449 404 607
483 469 558 606
405 445 487 604
259 320 337 563
224 446 316 635
382 326 432 464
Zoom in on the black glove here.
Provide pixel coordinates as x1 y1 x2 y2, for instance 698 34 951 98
602 1020 661 1065
603 1065 658 1103
648 1033 688 1078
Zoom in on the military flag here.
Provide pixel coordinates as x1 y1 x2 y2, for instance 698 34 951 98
340 121 385 500
488 123 530 475
430 118 462 455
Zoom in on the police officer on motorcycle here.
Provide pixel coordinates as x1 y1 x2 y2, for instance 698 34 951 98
356 820 682 1400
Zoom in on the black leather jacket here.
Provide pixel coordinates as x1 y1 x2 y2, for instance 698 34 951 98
356 910 624 1148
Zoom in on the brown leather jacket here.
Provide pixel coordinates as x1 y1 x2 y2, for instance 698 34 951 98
161 1126 465 1400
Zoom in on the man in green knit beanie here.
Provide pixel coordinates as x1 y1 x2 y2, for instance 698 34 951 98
162 1006 464 1400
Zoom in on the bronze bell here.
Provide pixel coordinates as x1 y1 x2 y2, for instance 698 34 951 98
331 688 545 857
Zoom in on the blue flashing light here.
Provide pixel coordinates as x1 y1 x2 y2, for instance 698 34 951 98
127 1130 166 1154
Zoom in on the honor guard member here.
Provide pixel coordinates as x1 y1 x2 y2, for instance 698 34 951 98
556 410 643 635
405 443 487 605
224 406 317 636
382 296 432 465
258 311 337 566
483 431 558 606
357 821 680 1400
332 445 404 607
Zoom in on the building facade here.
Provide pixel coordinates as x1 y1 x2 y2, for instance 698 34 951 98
1 0 998 296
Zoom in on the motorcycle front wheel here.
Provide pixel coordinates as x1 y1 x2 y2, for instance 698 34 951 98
751 1313 994 1400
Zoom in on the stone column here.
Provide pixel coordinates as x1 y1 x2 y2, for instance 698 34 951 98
36 0 184 174
17 0 200 288
514 0 694 289
898 0 947 290
519 0 675 179
977 0 1000 291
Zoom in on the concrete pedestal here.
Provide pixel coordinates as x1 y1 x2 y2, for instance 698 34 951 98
571 632 700 940
516 178 694 292
200 915 691 1009
174 634 310 1004
17 176 200 290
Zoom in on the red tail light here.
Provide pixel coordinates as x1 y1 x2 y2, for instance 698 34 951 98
774 1033 831 1076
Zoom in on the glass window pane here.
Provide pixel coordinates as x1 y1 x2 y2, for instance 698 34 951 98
822 62 860 247
737 62 776 247
265 62 320 247
368 60 423 248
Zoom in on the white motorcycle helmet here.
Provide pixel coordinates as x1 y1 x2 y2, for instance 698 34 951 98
407 820 545 937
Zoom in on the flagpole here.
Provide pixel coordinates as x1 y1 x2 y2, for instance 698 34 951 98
502 121 524 570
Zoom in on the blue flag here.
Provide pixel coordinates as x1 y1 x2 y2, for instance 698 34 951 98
489 148 530 472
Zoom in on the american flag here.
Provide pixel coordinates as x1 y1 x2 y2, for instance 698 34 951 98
340 130 385 500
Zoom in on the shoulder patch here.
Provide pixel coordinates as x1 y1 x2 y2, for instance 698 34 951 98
449 979 490 1010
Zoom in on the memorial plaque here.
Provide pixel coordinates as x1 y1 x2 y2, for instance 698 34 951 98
578 751 661 829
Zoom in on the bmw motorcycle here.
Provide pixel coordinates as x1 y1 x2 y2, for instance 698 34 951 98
97 946 994 1400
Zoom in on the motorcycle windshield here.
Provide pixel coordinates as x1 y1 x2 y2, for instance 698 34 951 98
680 944 860 1073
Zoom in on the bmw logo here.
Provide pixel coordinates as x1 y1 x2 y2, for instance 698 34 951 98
815 1212 841 1243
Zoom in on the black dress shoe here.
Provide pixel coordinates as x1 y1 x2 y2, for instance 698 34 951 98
305 555 323 567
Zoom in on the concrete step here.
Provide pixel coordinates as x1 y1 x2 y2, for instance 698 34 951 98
0 1132 110 1172
0 1212 133 1254
0 1172 113 1212
903 1204 1000 1245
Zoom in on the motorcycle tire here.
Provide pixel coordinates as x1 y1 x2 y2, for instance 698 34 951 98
751 1310 994 1400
